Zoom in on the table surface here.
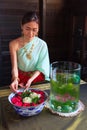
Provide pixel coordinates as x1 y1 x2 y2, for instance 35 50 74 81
0 82 87 130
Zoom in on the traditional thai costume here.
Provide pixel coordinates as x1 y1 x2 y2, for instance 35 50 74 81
17 36 50 85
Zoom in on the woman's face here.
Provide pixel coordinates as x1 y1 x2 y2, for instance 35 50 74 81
21 21 39 40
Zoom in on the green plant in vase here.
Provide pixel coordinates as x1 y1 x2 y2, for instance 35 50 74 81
50 73 80 113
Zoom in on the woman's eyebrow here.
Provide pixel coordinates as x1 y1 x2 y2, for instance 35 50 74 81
26 26 37 30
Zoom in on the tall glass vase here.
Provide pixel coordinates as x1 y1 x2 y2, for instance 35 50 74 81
50 61 81 113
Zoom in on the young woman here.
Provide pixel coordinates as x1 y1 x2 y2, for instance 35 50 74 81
9 11 50 92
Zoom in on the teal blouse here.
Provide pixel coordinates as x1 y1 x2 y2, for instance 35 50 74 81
17 36 50 81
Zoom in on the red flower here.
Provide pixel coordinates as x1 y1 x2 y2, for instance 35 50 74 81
30 103 37 106
15 101 23 106
17 92 22 96
23 103 30 107
11 97 20 104
39 98 44 104
11 90 45 107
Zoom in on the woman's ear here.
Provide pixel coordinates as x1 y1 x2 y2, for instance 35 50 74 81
36 26 39 36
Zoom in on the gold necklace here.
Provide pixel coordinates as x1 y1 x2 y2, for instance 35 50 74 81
23 43 34 59
22 36 34 59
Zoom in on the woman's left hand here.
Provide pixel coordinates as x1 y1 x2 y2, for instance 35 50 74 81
19 82 25 88
24 79 32 91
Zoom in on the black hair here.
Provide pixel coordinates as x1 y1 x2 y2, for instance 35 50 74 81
21 11 39 25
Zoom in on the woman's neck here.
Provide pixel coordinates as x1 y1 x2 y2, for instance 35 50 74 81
22 36 34 45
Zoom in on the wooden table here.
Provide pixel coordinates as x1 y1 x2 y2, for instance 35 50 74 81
0 82 87 130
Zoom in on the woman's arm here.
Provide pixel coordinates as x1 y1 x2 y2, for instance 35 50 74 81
9 40 19 80
24 70 41 90
9 40 19 92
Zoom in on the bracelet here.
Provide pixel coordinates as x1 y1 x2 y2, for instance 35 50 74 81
12 77 20 82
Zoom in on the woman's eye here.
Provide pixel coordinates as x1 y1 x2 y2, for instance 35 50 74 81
33 29 37 32
26 28 30 31
25 28 37 32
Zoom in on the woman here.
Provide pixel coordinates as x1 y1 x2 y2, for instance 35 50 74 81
9 11 50 92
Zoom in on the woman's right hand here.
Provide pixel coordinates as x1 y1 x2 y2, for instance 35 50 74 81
10 79 19 92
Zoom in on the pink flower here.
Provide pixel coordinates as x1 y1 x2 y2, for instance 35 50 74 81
23 103 30 107
11 90 45 107
15 101 23 106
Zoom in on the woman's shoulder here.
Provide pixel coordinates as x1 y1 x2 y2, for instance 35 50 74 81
9 37 21 50
10 37 20 45
35 36 47 46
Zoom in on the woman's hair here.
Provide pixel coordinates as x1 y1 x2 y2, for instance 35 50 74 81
21 11 39 25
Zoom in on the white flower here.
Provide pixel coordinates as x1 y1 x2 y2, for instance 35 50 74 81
30 92 41 99
23 97 32 103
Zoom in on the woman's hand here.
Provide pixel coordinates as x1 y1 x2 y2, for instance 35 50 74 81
10 79 19 92
23 71 41 91
24 79 32 91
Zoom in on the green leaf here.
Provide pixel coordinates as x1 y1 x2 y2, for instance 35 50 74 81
21 90 31 99
32 97 39 103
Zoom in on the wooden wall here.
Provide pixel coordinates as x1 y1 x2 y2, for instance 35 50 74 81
64 0 87 81
46 1 69 62
0 0 73 86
